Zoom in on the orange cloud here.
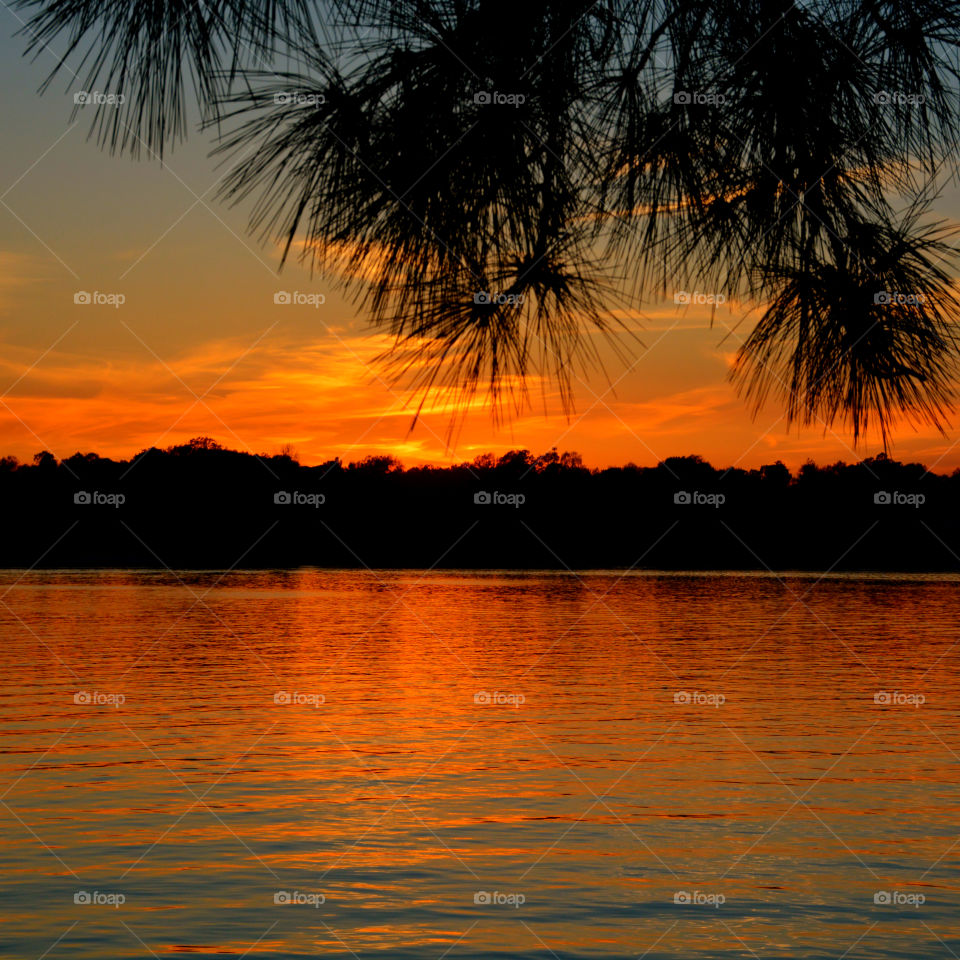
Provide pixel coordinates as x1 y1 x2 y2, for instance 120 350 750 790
0 302 954 472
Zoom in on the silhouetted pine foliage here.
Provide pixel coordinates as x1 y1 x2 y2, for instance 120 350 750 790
16 0 960 436
1 440 959 569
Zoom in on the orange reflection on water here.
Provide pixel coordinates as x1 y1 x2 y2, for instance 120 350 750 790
1 570 959 959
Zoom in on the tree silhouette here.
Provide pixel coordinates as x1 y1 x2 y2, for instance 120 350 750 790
0 439 958 570
16 0 960 439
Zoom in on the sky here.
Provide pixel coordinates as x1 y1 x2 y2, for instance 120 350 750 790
3 12 960 473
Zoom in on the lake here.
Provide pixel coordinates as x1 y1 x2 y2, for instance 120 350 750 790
0 570 957 959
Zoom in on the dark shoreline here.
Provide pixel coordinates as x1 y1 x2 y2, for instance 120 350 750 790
1 440 957 571
2 566 960 576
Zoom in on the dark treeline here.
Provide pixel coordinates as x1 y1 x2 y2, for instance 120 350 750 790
1 437 958 570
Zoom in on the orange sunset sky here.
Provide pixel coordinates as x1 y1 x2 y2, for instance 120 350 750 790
4 22 960 473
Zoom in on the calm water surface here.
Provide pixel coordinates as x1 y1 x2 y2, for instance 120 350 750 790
0 570 958 959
